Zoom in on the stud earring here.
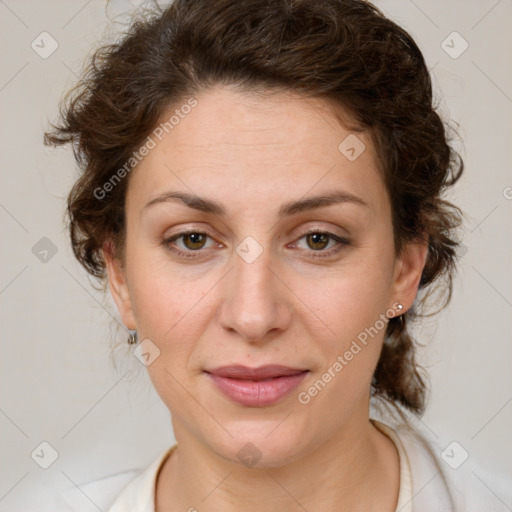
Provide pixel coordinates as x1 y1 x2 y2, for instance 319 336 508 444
128 329 138 345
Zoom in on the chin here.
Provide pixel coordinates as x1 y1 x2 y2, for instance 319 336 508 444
208 419 311 468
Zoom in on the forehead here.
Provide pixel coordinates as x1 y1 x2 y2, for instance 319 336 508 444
127 85 387 217
154 86 371 160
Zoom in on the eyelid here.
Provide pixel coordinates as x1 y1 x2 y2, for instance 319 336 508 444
289 229 351 257
163 228 220 255
163 227 350 260
295 227 350 242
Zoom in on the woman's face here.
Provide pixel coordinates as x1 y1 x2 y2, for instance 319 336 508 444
106 85 426 466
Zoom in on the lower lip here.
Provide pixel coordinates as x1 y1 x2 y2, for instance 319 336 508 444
206 371 309 407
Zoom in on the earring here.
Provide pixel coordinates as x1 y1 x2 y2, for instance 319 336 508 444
396 304 403 311
128 329 138 345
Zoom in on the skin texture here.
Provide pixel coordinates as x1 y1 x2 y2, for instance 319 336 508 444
105 85 428 512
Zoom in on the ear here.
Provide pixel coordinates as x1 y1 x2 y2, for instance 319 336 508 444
103 242 137 330
391 236 429 313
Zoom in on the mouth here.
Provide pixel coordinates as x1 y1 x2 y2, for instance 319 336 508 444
204 365 309 407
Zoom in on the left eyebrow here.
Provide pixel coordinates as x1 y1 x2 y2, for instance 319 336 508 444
277 190 369 216
141 189 369 217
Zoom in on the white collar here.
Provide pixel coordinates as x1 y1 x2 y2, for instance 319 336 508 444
61 419 462 512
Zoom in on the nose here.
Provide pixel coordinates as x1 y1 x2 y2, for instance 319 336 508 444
218 245 292 344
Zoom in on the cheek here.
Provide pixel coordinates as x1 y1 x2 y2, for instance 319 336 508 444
127 247 217 348
294 271 391 416
288 252 395 405
293 255 394 339
132 275 205 339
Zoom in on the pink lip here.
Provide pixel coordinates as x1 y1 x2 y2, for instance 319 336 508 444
205 365 309 407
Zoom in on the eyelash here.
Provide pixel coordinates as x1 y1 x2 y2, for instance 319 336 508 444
163 229 350 260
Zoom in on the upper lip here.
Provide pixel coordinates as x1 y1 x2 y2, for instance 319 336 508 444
205 365 308 380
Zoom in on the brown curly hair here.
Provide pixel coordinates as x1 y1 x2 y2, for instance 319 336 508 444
44 0 463 415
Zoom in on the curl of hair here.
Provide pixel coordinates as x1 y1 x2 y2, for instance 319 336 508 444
45 0 464 415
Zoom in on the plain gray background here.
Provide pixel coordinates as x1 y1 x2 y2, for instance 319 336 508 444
1 0 511 509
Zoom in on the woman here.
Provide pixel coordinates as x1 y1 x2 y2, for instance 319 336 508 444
45 0 504 510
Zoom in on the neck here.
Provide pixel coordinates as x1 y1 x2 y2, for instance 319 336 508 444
155 414 400 512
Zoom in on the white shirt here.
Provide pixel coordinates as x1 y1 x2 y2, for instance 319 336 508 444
57 419 512 511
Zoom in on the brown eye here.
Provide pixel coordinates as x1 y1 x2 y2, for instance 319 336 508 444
163 230 217 259
182 232 208 250
293 230 351 259
305 232 330 250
